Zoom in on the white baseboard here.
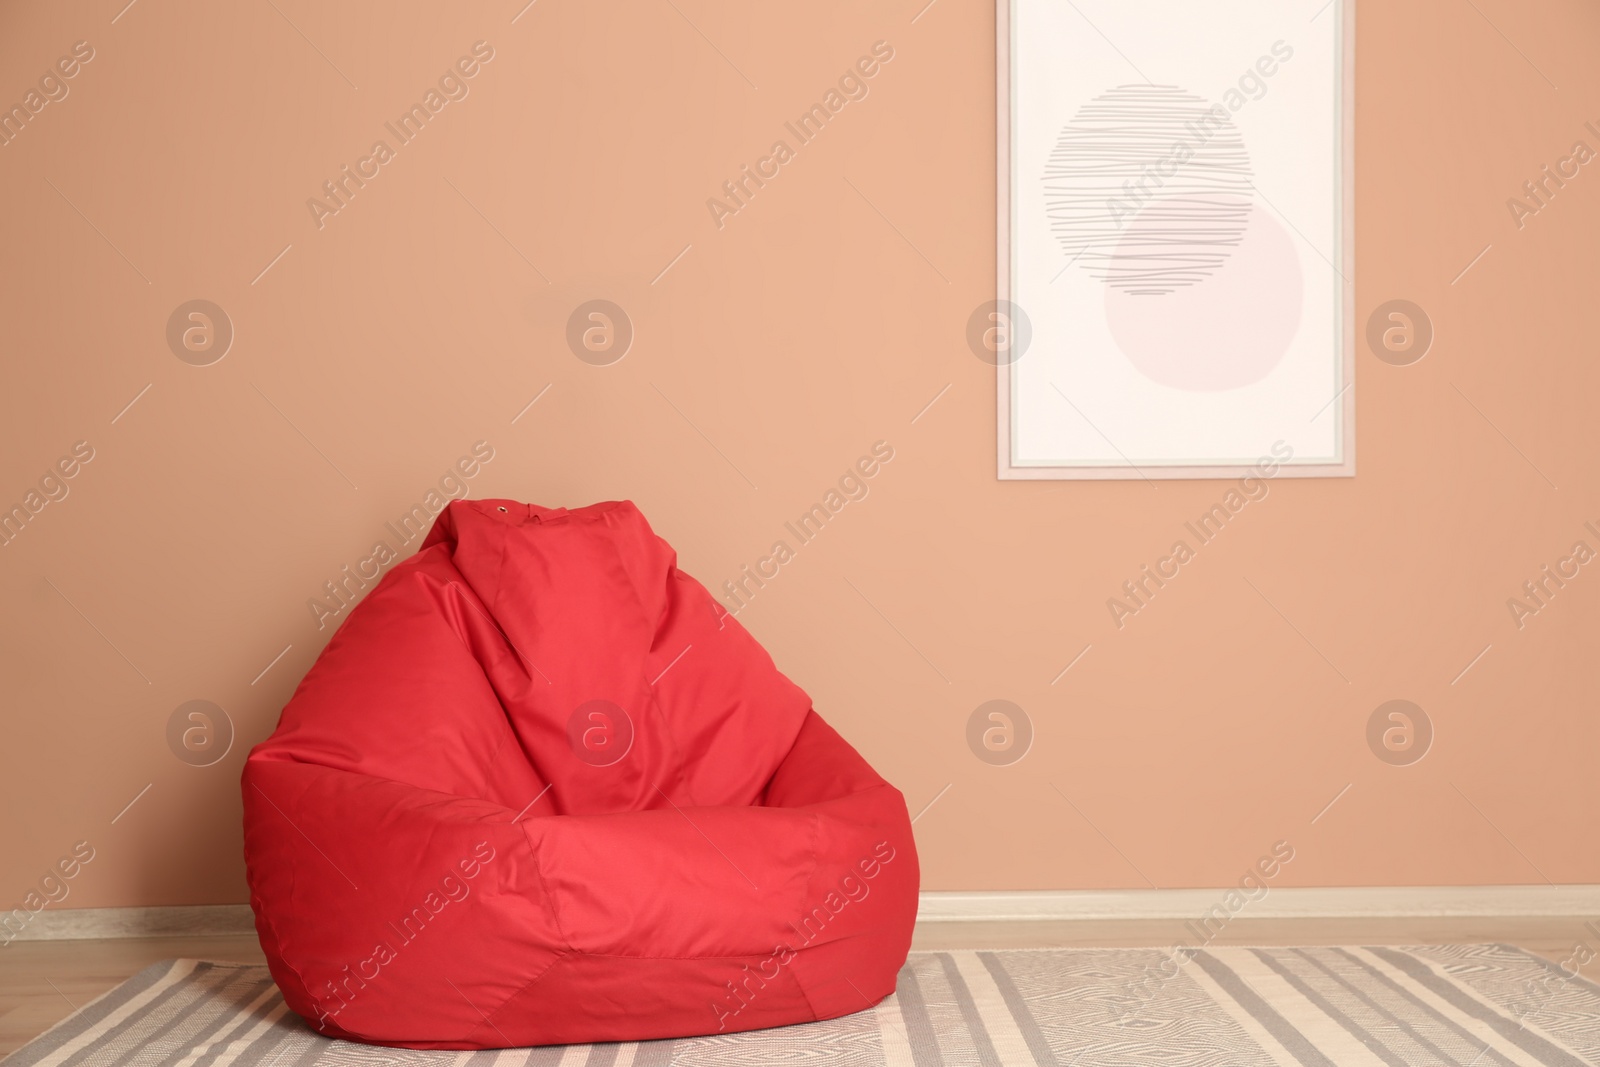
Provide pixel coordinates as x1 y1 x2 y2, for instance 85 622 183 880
917 887 1600 922
7 888 1600 943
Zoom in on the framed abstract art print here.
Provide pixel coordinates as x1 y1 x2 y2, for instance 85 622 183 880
997 0 1356 479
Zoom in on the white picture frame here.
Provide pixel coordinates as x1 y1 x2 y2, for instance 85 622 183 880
997 0 1356 480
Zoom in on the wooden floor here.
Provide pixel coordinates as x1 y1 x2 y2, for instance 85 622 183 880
3 919 1598 1055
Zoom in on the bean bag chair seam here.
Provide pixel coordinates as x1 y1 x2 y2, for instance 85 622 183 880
247 885 315 1017
250 759 522 818
459 949 575 1047
458 942 832 1048
789 810 825 1022
365 829 572 1047
606 518 655 631
645 693 693 806
435 574 546 793
442 578 522 679
312 829 568 1051
520 817 575 954
440 573 542 696
604 533 701 805
471 715 516 806
486 947 840 965
242 788 323 1029
437 579 569 799
481 517 511 621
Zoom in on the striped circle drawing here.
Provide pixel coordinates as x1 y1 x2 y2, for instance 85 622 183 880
1044 84 1254 295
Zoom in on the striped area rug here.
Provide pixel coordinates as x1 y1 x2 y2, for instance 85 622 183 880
7 946 1600 1066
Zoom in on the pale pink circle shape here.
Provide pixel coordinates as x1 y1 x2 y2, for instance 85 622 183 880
1104 200 1304 392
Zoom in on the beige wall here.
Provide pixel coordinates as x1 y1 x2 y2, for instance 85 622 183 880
2 0 1598 912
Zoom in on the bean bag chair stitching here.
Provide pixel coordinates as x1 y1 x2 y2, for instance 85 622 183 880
435 582 534 801
520 820 575 955
644 783 748 878
515 949 832 964
433 576 572 810
467 713 517 810
443 578 544 688
457 949 577 1048
600 534 702 804
341 946 574 1048
248 780 354 889
477 735 517 810
596 532 703 806
243 849 313 1012
430 574 554 783
648 706 694 809
457 943 827 1049
441 521 519 678
251 760 504 815
242 784 329 1026
589 515 688 679
603 519 656 631
787 811 826 1022
372 834 574 1048
254 910 318 1024
479 513 511 621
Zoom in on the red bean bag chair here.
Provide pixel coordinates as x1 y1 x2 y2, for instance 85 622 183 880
241 499 918 1049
